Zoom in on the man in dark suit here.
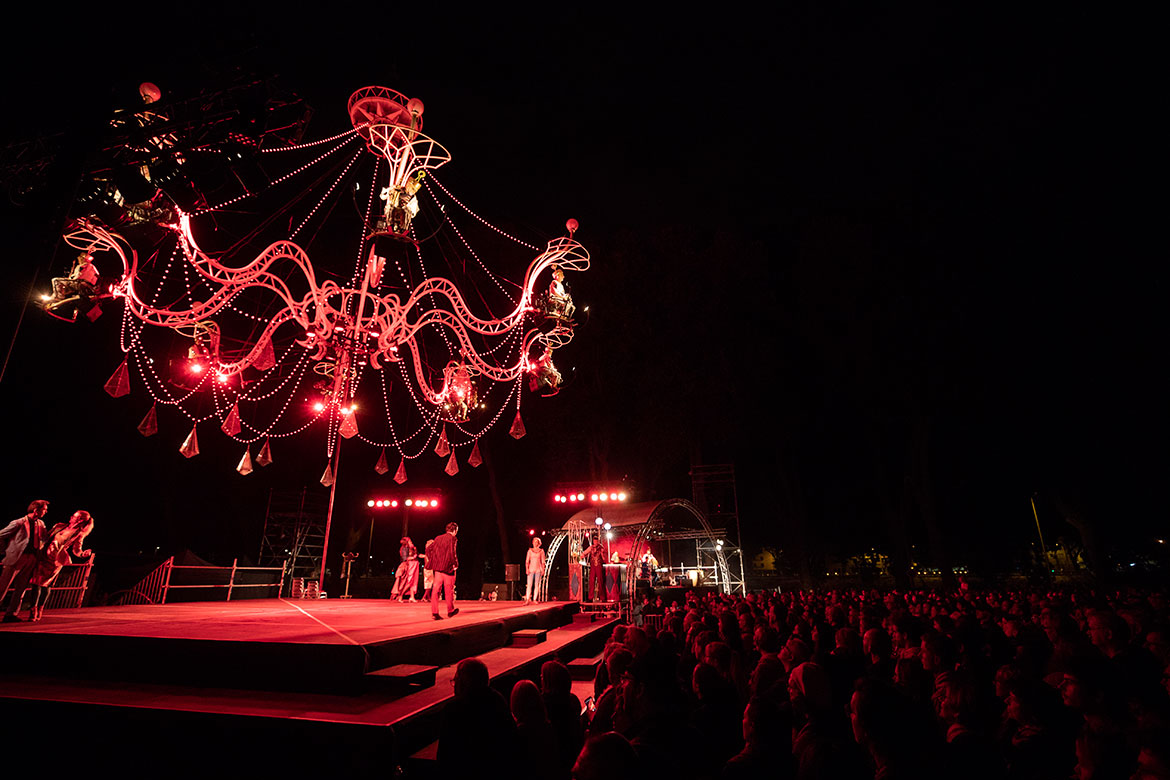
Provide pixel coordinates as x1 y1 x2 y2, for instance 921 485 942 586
429 522 459 620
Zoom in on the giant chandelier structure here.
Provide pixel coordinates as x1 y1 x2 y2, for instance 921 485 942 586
51 86 589 485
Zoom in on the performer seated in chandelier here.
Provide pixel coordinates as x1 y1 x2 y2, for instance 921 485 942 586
391 536 419 602
528 349 562 396
43 253 103 320
543 266 575 321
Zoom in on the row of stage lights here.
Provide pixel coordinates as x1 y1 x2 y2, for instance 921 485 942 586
367 498 439 508
553 491 628 504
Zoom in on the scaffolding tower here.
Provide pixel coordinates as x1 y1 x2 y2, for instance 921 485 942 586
690 464 746 594
258 487 328 595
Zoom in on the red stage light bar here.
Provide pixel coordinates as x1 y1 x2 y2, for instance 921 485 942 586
367 498 439 509
552 490 629 504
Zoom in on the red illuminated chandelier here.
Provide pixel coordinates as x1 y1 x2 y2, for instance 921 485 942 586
52 86 589 482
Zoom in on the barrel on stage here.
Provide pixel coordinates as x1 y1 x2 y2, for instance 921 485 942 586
604 563 625 602
569 563 583 601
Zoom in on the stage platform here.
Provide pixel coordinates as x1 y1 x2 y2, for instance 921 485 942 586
0 598 617 775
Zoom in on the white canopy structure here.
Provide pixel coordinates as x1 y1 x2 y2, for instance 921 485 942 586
543 498 739 614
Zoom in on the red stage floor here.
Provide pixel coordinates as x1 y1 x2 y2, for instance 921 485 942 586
0 597 560 644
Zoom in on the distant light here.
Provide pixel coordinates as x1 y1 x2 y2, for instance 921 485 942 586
430 499 438 507
609 493 617 501
577 493 585 501
216 373 229 383
190 362 204 374
618 492 627 501
391 500 399 508
606 532 613 540
599 493 608 502
568 494 577 502
590 494 599 502
529 529 535 536
595 517 603 525
313 401 325 412
603 522 611 530
39 293 51 301
367 500 375 508
341 407 352 415
405 499 413 506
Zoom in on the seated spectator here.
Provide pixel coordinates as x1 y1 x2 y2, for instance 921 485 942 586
511 679 558 780
722 696 795 780
572 732 640 780
850 677 940 780
541 660 583 777
438 657 518 780
1000 677 1076 780
588 647 633 736
1072 727 1134 780
692 661 744 769
936 673 1006 779
1131 728 1170 780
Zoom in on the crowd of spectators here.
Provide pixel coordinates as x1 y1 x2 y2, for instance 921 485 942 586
437 584 1170 780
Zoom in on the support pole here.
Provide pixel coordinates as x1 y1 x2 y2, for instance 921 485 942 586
319 437 343 593
1030 494 1049 570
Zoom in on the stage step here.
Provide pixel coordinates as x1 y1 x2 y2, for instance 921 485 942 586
510 628 547 647
567 651 604 681
408 740 439 776
573 612 598 624
365 664 438 690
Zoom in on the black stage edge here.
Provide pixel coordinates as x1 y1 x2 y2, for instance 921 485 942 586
0 600 578 694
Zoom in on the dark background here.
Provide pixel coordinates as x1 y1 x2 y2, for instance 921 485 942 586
0 7 1161 590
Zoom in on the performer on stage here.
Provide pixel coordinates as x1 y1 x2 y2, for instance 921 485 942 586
586 532 607 603
0 500 49 623
639 550 660 586
391 536 419 602
524 536 546 605
22 510 94 621
429 522 459 620
420 538 435 601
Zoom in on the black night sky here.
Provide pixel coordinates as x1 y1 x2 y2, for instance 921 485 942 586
0 7 1162 589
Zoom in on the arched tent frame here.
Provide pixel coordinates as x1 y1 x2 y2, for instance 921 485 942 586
543 499 732 618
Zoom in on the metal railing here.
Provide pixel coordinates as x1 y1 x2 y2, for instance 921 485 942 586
1 557 96 611
44 556 96 609
113 557 286 605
